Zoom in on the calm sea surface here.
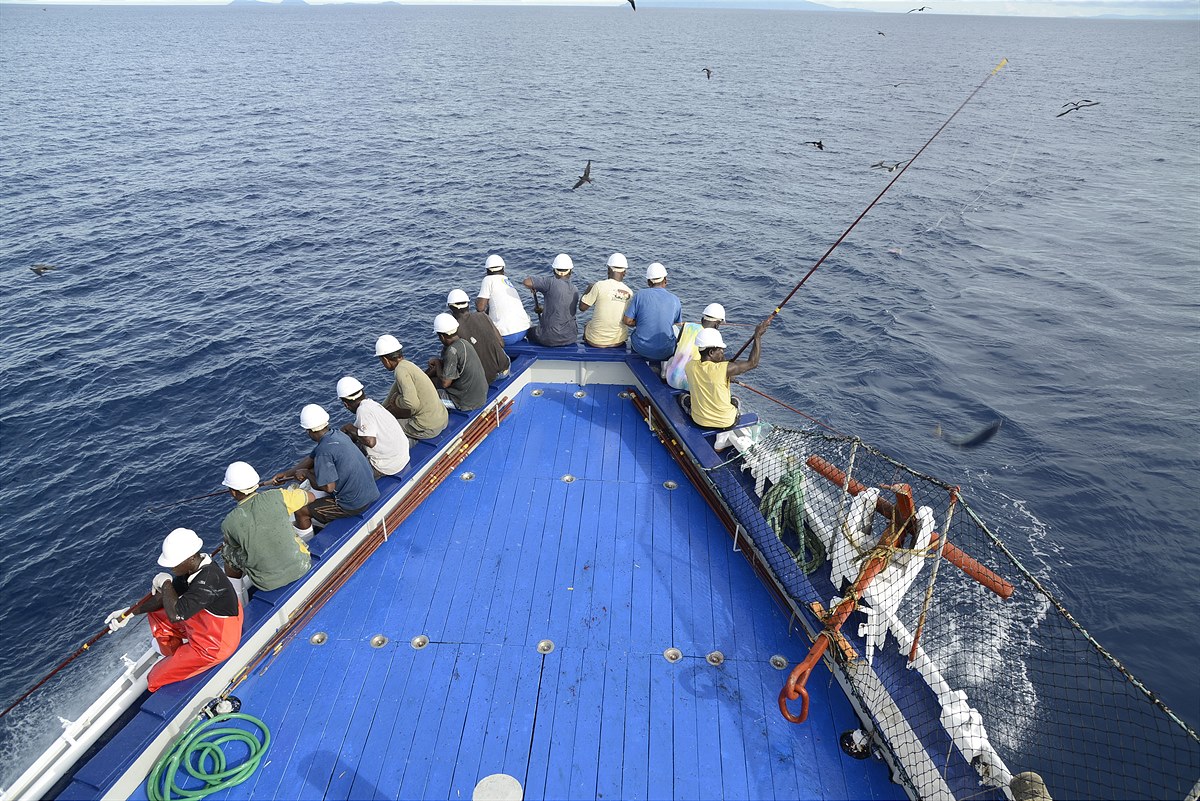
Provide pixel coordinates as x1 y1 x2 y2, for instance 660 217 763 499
0 2 1197 777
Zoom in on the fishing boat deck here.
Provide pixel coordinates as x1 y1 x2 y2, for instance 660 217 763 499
119 379 901 801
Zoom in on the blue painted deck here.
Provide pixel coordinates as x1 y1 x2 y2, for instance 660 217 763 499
130 381 903 801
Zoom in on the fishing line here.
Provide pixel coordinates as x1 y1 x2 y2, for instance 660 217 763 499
923 121 1032 234
730 57 1009 361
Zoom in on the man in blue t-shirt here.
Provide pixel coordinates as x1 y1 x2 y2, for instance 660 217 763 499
623 261 683 361
274 403 380 527
522 253 580 346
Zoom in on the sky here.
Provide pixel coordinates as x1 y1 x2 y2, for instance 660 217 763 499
1 0 1197 18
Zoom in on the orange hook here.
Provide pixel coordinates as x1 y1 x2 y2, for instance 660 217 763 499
778 636 830 724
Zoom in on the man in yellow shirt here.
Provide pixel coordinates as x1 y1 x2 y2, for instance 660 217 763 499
578 253 634 347
683 319 771 429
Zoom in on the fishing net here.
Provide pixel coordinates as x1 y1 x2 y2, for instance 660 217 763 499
702 425 1200 801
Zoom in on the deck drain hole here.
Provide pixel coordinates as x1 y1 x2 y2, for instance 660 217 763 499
573 390 587 398
369 635 389 648
664 647 683 663
537 640 555 654
770 654 789 670
460 471 476 481
473 773 523 801
560 474 576 483
411 635 430 650
706 651 725 666
309 632 328 646
618 391 632 399
531 389 544 397
663 480 678 490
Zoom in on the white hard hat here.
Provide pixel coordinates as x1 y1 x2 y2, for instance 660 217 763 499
158 527 203 568
485 254 506 272
222 461 260 493
552 253 574 273
375 334 402 357
300 403 330 431
702 303 726 322
434 312 459 335
695 328 726 350
606 253 628 271
646 262 667 282
337 375 365 400
446 288 470 308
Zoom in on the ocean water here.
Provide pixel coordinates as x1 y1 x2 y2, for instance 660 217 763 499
0 2 1197 782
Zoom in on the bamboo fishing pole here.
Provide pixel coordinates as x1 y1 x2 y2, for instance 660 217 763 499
730 57 1009 360
147 478 282 513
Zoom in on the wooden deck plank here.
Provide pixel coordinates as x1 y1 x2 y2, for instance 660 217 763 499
527 479 580 646
566 647 605 799
649 482 675 655
646 656 676 798
449 642 508 800
459 472 529 645
500 645 544 788
629 481 654 648
620 654 652 801
318 642 400 800
345 647 419 800
420 643 482 798
395 644 464 798
370 645 441 798
539 645 585 800
519 648 560 800
573 479 610 652
608 479 636 654
594 651 628 801
670 659 703 801
733 657 779 801
484 478 550 644
713 658 752 801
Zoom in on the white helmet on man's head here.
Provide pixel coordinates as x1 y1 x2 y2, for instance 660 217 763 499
646 262 667 282
375 334 402 357
695 328 726 350
300 403 330 431
485 254 506 272
222 461 260 494
702 303 726 322
337 375 365 400
552 253 574 274
158 527 203 568
446 289 470 309
434 312 459 335
606 253 628 271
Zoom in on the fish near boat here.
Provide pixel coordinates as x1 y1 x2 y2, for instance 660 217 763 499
1 340 1197 801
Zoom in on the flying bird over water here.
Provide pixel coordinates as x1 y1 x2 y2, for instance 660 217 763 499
30 264 57 276
870 160 907 172
935 419 1003 449
702 68 713 79
1057 100 1100 117
803 140 824 150
573 160 593 190
907 5 930 11
877 30 886 36
626 0 636 9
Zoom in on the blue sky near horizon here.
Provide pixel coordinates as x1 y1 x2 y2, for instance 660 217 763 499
0 0 1196 21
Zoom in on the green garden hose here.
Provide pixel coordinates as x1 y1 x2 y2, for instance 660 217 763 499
146 711 271 801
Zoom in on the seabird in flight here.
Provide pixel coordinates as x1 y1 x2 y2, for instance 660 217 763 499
1056 100 1100 117
803 140 824 150
701 67 713 79
626 0 636 10
907 5 930 11
573 160 593 190
30 264 57 276
870 160 907 172
877 30 886 35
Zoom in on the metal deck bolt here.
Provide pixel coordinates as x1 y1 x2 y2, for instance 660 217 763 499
574 390 587 398
411 635 429 650
369 635 389 649
663 480 678 490
706 651 725 666
537 640 555 654
664 647 683 663
561 474 576 483
770 654 789 670
531 389 544 397
309 632 328 646
460 472 476 481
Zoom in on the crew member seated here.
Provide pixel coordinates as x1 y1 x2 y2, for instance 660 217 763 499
682 319 771 429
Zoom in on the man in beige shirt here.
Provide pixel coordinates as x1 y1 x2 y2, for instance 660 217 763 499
578 253 634 348
375 334 448 440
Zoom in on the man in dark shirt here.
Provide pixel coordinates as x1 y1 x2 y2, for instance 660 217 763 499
427 312 488 410
522 253 580 346
446 288 510 384
273 403 380 526
104 527 243 692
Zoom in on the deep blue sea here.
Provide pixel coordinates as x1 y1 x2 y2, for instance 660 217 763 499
0 2 1197 780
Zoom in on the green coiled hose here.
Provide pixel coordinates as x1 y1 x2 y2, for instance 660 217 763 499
146 711 271 801
760 467 826 574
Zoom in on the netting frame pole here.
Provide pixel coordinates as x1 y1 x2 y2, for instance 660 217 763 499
908 489 959 664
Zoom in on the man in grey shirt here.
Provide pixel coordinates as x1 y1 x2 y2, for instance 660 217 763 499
427 313 488 411
522 253 580 347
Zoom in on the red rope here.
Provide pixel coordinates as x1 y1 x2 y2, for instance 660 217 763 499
732 380 846 437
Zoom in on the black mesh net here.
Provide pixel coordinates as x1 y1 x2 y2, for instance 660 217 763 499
703 425 1200 801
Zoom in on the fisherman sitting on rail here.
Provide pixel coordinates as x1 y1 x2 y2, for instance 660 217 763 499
578 252 633 348
337 376 410 478
522 253 580 346
375 334 449 441
427 313 488 411
476 253 532 346
682 320 771 429
663 302 725 391
273 404 380 527
446 288 510 384
622 261 683 366
104 528 243 692
219 461 313 605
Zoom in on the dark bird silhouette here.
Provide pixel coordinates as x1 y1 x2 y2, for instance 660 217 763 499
877 30 886 36
626 0 636 10
701 68 713 79
1056 100 1100 118
870 160 907 172
803 140 824 151
30 264 57 276
936 419 1003 449
572 160 593 190
907 5 930 11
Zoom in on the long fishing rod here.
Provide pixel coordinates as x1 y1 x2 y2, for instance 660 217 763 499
731 57 1009 360
147 478 281 513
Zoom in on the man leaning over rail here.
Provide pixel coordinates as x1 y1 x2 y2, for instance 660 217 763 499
105 528 243 692
683 319 771 429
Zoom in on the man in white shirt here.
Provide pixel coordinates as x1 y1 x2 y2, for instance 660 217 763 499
476 253 532 346
336 375 410 478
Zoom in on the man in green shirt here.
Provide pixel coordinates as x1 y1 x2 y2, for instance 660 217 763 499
219 461 313 598
376 334 449 440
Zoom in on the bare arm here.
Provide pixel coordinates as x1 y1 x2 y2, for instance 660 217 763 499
726 320 770 379
475 297 488 313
